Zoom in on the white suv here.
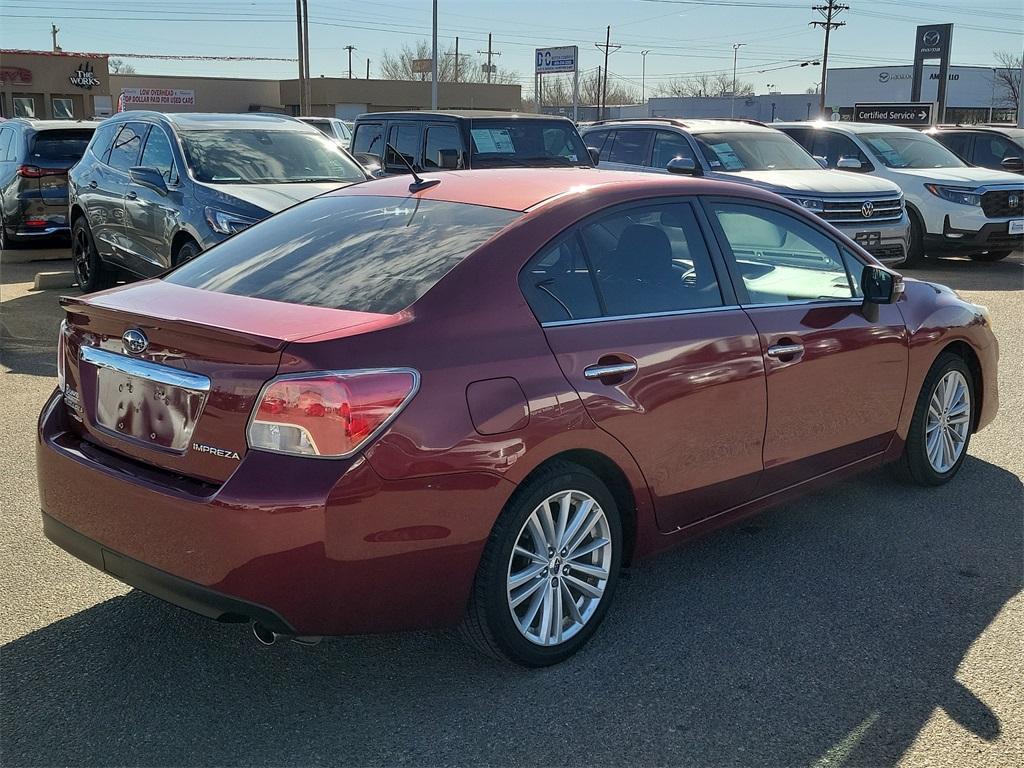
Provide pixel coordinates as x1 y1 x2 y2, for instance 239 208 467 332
581 118 910 266
776 121 1023 264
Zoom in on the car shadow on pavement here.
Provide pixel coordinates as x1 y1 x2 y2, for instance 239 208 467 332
912 252 1023 293
2 458 1021 768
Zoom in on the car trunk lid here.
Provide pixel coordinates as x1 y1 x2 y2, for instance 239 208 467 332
60 280 398 484
27 129 93 206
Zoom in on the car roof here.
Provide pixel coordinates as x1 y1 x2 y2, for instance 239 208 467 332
926 125 1024 139
334 167 780 212
3 119 101 131
775 120 916 135
113 111 311 131
583 118 775 134
356 110 572 122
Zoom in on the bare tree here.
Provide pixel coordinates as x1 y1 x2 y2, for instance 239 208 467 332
379 40 518 85
654 72 753 98
993 51 1021 112
108 59 136 75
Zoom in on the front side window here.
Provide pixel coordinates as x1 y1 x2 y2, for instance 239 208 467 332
651 130 695 169
468 120 590 167
166 195 520 314
936 132 972 160
606 129 652 166
423 124 462 169
385 123 421 170
140 127 177 184
860 131 965 169
107 123 144 172
179 129 366 183
583 129 611 158
811 131 871 170
13 96 35 118
710 202 857 304
352 122 384 156
694 131 821 171
974 134 1020 166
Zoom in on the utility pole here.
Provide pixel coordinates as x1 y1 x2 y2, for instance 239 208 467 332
50 24 61 52
641 49 650 104
446 37 470 83
344 45 356 78
302 0 311 113
294 0 306 113
431 0 438 109
478 34 501 85
1017 43 1023 128
810 0 847 118
366 58 370 79
594 26 620 120
731 42 745 117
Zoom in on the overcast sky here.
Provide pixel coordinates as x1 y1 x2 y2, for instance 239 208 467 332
2 0 1021 96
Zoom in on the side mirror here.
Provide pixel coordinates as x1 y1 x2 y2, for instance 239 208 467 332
813 155 828 168
1000 156 1023 172
353 152 385 177
128 166 168 196
861 265 903 304
836 156 863 170
587 146 600 166
666 157 703 176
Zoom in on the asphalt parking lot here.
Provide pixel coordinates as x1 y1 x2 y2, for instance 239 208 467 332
1 248 1021 767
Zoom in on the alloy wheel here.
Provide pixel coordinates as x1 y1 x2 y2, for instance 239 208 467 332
506 489 612 646
925 370 971 473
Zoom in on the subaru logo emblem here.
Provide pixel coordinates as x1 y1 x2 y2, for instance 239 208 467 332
1010 193 1020 209
923 30 940 46
861 201 875 218
122 329 148 355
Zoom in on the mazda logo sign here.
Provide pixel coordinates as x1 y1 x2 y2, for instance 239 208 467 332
122 329 149 355
922 30 940 46
878 72 890 83
861 201 875 218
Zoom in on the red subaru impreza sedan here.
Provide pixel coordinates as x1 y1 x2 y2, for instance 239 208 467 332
37 169 998 666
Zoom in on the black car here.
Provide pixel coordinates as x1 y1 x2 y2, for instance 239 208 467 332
0 119 99 250
350 110 596 174
68 112 368 291
924 125 1024 174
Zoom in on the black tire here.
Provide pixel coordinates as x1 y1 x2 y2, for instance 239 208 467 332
461 461 623 667
0 213 12 251
71 217 115 293
901 209 926 268
173 238 201 265
894 352 975 486
968 250 1011 262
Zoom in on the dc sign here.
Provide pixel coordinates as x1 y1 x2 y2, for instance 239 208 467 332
535 46 578 74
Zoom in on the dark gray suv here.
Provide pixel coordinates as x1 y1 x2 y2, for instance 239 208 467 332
0 119 99 250
68 112 368 291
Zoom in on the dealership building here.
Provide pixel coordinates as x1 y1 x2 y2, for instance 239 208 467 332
1 49 522 120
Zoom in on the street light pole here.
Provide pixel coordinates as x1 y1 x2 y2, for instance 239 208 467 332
641 49 650 104
431 0 438 110
731 42 745 118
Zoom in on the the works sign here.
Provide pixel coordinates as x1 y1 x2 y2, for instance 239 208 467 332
854 102 933 126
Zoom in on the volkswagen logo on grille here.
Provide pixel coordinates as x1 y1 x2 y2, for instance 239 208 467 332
861 200 875 218
1010 193 1021 209
122 329 149 355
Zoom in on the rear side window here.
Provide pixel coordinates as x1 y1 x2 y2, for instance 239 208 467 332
607 129 652 166
166 195 521 314
0 128 14 161
423 124 462 169
385 123 421 170
352 122 384 156
88 122 120 163
29 130 94 164
519 235 602 323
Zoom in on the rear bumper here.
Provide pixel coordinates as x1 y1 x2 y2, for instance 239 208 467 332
36 390 508 635
42 511 295 633
924 218 1023 254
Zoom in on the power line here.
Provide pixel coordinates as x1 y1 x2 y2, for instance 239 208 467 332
810 0 847 117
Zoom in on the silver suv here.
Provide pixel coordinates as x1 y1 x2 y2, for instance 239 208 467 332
582 118 910 267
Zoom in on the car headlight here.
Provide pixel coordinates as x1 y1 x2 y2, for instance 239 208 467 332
787 197 824 213
924 184 981 206
204 207 259 235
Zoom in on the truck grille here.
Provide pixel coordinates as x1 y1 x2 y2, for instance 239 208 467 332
820 197 904 223
981 190 1023 218
864 244 906 264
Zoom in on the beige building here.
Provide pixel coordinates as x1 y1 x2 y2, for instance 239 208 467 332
1 49 112 120
109 73 284 114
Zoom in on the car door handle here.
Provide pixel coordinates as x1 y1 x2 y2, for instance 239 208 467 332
766 343 804 359
584 362 638 380
88 180 98 188
126 191 137 200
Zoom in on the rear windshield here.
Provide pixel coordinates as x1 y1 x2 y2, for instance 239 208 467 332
165 195 521 313
30 130 94 163
469 120 591 167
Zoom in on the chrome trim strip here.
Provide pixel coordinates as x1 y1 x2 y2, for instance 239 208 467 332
741 298 863 309
80 346 211 392
540 304 743 328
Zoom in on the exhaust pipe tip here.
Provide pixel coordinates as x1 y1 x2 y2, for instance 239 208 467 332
252 622 278 646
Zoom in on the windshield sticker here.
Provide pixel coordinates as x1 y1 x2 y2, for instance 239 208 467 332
709 142 744 171
471 128 516 154
864 138 904 167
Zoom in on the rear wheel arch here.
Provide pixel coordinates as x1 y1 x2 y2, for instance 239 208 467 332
511 449 638 566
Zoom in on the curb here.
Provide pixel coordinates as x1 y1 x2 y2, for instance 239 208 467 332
33 271 77 290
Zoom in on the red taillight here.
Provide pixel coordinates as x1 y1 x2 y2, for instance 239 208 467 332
248 369 418 458
23 219 49 228
17 165 66 178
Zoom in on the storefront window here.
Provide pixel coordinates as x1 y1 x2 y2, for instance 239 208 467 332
52 98 74 119
13 97 36 118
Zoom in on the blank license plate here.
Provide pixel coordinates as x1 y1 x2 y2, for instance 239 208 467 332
94 367 206 452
